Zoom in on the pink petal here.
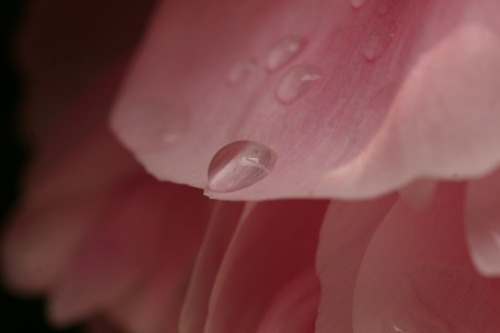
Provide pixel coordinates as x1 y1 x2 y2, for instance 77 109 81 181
179 201 245 333
256 267 320 333
48 177 185 326
465 167 500 276
2 66 140 294
353 182 500 333
327 18 500 199
14 0 156 135
19 61 141 211
1 194 107 294
104 186 214 333
112 0 500 200
316 194 397 333
204 200 328 333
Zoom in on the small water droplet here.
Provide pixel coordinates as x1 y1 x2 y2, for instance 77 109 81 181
207 141 277 192
378 0 395 15
363 22 397 61
112 100 188 151
276 64 322 104
227 58 257 84
392 325 405 333
267 36 305 72
351 0 369 9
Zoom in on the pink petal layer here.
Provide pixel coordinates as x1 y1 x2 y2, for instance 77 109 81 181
465 167 500 276
316 194 397 333
104 187 214 333
2 195 107 294
179 201 245 333
20 61 141 212
2 66 140 295
48 177 183 326
204 200 328 333
112 0 500 200
256 267 320 333
353 183 500 333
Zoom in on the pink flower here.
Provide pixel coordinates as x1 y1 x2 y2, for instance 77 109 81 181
3 0 500 332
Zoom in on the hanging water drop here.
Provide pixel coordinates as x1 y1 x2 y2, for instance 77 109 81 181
276 64 322 104
351 0 369 9
207 141 277 192
227 58 257 84
267 36 305 72
363 22 397 61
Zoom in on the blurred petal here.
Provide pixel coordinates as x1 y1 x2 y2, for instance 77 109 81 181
179 201 245 333
256 267 320 333
2 65 140 294
316 194 397 333
112 0 500 200
204 200 328 333
2 194 107 294
465 168 500 276
48 177 185 326
104 186 214 333
353 183 500 333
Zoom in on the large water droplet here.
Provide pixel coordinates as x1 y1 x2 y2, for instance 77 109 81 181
363 22 397 61
276 64 322 104
112 100 188 151
227 58 258 84
351 0 369 9
267 36 305 72
378 0 395 15
207 141 277 192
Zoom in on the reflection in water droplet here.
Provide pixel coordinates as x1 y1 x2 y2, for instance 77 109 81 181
351 0 369 9
227 58 258 84
207 141 277 192
113 100 188 151
378 0 395 15
363 22 397 61
276 64 322 104
267 36 305 72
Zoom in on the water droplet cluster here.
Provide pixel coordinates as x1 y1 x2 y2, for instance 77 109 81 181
210 1 400 191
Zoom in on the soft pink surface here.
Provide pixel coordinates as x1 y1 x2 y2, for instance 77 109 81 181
353 183 500 332
111 0 500 200
3 0 500 333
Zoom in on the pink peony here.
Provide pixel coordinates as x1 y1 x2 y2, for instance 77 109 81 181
3 0 500 332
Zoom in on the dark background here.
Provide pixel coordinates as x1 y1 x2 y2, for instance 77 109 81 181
0 1 80 332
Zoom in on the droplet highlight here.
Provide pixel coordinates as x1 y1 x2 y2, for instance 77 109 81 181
363 22 397 61
276 64 322 104
351 0 369 9
267 36 305 72
112 100 188 151
207 141 277 192
227 58 257 84
379 275 455 333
